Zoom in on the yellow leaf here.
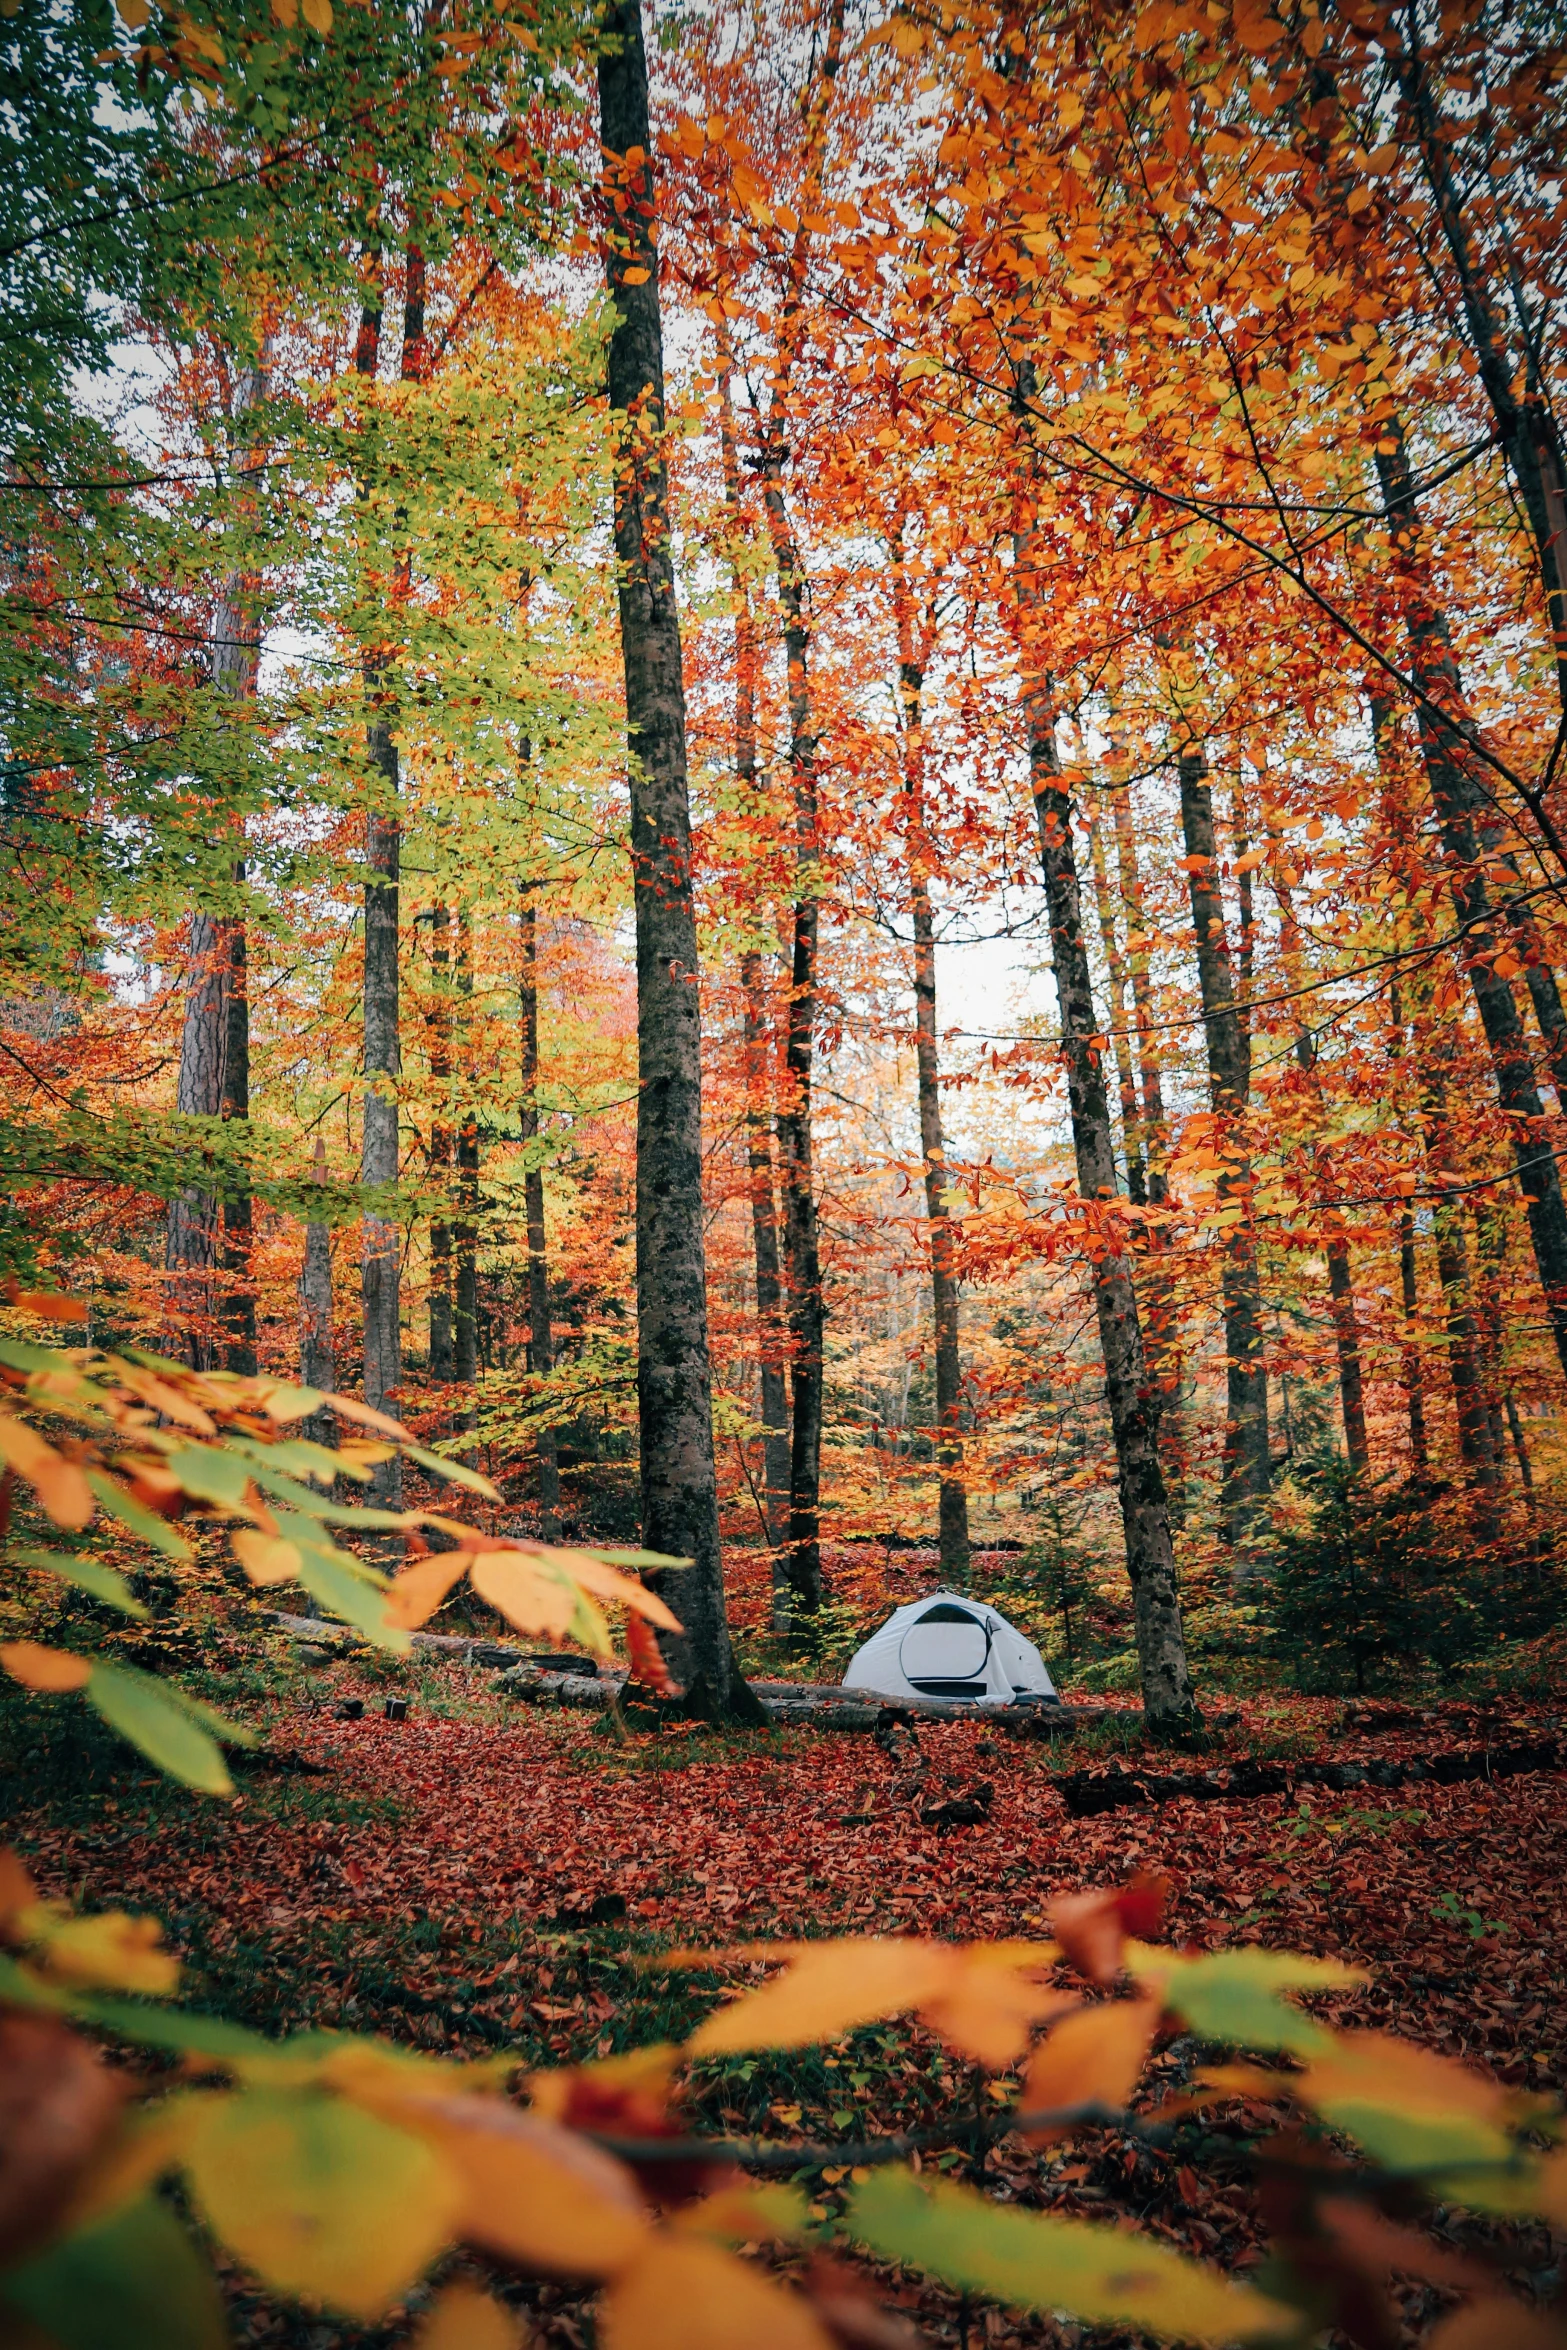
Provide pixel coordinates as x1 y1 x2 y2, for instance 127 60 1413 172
31 1908 181 1997
115 0 150 24
671 2182 812 2245
361 2091 649 2279
552 1551 682 1630
889 17 924 56
415 2281 528 2350
686 1940 954 2055
469 1552 583 1642
1295 2033 1526 2191
385 1551 470 1628
1 1640 92 1692
599 2235 833 2350
300 0 331 31
686 1940 1065 2068
231 1529 304 1588
621 266 651 285
271 0 298 23
1020 1999 1159 2141
184 2087 462 2316
0 1415 94 1528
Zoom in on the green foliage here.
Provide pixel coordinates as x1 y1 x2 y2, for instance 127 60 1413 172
1261 1457 1564 1694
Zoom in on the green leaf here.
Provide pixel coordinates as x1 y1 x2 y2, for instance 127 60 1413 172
277 1529 406 1649
86 1662 234 1794
0 2192 225 2350
846 2173 1295 2344
160 1445 252 1510
16 1546 148 1616
586 1546 690 1569
1130 1947 1363 2058
182 2086 463 2316
86 1473 193 1562
401 1440 501 1498
72 1995 280 2062
0 1339 64 1373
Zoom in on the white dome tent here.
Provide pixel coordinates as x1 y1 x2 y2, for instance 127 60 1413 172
841 1590 1059 1707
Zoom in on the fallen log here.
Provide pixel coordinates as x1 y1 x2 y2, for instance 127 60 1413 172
1052 1736 1567 1817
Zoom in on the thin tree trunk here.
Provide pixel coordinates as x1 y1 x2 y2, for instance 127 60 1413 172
166 915 229 1366
1177 749 1271 1540
518 887 559 1532
1375 429 1567 1379
1267 834 1370 1476
892 542 969 1586
1396 1207 1430 1476
1087 807 1147 1206
167 354 266 1368
599 0 749 1712
358 249 425 1495
1014 544 1195 1730
1110 776 1186 1512
453 908 478 1397
741 952 792 1580
300 1137 336 1451
760 459 825 1622
716 350 790 1589
427 903 454 1382
1424 1068 1505 1535
1398 39 1567 733
221 900 256 1375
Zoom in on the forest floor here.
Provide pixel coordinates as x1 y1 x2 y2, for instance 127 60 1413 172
6 1670 1566 2349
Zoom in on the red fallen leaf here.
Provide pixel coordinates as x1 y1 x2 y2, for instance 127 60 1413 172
1052 1871 1173 1984
627 1612 681 1698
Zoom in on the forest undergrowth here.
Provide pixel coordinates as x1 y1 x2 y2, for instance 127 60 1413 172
8 1663 1565 2349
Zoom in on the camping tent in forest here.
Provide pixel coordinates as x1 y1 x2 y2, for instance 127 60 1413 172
842 1592 1058 1706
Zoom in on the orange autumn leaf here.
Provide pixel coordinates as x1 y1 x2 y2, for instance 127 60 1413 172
360 2092 649 2279
414 2281 529 2350
230 1529 303 1587
468 1551 583 1642
385 1550 471 1629
1052 1873 1171 1985
599 2234 834 2350
686 1938 1066 2067
1 1641 93 1692
626 1610 680 1695
4 1284 89 1324
1019 1999 1160 2142
0 1416 94 1530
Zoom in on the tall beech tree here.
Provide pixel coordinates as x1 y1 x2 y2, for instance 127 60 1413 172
1176 748 1272 1541
1013 515 1195 1732
598 0 750 1711
891 531 970 1587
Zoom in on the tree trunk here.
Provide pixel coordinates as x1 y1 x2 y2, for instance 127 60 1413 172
221 899 256 1375
357 249 425 1496
518 888 560 1532
1086 807 1147 1206
453 908 478 1397
1014 546 1195 1729
599 0 748 1711
300 1137 336 1451
167 356 266 1369
427 904 454 1383
1109 777 1186 1512
1267 835 1370 1476
1376 431 1567 1380
1177 750 1271 1540
741 951 793 1581
760 460 825 1622
1396 1207 1430 1477
716 352 789 1589
166 915 229 1366
1398 39 1567 730
892 548 969 1587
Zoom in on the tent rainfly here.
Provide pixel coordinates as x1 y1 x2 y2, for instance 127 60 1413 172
841 1590 1059 1706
